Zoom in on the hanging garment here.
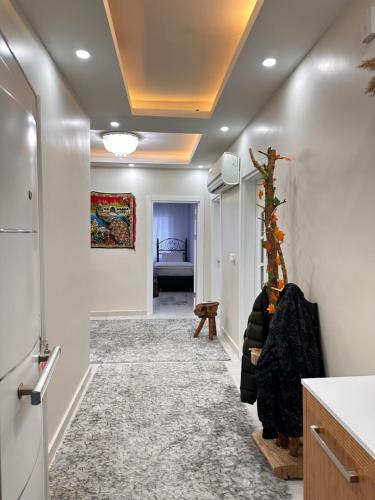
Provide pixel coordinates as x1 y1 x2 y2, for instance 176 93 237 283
256 284 325 438
240 286 270 404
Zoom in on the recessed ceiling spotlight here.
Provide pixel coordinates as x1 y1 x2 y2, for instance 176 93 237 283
75 49 91 60
220 126 229 132
110 121 120 128
262 57 277 67
198 165 204 169
128 163 135 167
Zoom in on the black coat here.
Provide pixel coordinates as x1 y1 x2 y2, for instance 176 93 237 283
256 284 324 438
240 287 270 404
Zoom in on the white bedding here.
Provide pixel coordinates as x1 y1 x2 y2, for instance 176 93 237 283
155 261 194 277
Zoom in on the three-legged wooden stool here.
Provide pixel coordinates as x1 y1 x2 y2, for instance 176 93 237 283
193 301 219 341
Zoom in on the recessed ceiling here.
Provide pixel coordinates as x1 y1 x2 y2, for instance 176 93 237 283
14 0 351 168
91 131 201 165
104 0 262 118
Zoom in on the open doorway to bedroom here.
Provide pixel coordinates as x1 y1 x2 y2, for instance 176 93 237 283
147 194 205 316
152 202 198 316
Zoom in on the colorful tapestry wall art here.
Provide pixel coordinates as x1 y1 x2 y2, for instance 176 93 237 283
91 192 136 249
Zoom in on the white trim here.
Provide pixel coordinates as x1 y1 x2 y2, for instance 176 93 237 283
90 309 147 319
221 325 241 358
48 366 92 466
146 195 205 315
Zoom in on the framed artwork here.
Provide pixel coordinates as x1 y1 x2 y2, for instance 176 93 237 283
91 191 136 249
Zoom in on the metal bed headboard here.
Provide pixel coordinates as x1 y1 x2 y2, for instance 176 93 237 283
156 238 188 262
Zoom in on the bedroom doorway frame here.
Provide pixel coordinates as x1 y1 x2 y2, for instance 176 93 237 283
146 194 205 316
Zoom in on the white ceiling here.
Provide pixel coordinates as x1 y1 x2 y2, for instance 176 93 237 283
15 0 350 169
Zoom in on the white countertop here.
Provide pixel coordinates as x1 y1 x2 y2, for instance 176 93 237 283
302 376 375 459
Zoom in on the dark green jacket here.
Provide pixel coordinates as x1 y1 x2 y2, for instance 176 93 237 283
240 286 270 404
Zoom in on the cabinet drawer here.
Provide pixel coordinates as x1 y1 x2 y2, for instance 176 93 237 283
303 389 375 500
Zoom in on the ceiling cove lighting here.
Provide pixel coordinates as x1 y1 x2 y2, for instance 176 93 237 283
262 57 277 67
75 49 91 60
110 121 120 128
104 0 263 118
102 132 139 157
220 126 229 132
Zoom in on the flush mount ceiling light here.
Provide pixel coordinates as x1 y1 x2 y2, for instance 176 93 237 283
128 163 135 167
262 57 277 67
110 121 120 128
102 132 139 157
198 165 204 169
220 126 229 132
75 49 91 60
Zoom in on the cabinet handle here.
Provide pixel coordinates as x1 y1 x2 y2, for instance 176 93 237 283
18 346 61 405
310 425 359 483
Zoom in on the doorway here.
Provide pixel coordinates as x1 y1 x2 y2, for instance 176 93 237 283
147 195 205 316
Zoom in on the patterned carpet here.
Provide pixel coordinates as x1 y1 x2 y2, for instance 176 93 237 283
90 318 230 363
50 319 291 499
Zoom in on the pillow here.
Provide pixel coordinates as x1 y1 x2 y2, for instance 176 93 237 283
160 252 183 263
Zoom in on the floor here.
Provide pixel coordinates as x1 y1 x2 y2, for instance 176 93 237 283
153 291 195 317
50 315 303 500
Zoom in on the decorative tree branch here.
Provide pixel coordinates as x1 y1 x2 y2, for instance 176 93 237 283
249 146 291 313
358 58 375 96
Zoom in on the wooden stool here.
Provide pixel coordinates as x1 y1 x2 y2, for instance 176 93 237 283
193 301 219 341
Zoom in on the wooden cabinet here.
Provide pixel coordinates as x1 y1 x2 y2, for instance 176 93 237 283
303 389 375 499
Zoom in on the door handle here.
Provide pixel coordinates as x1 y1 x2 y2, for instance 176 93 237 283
310 425 359 483
18 346 61 405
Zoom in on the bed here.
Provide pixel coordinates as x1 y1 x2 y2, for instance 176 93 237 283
154 237 194 292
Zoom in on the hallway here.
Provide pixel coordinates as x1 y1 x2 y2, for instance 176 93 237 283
49 319 291 499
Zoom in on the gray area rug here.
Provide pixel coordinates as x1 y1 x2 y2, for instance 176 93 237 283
49 362 290 500
90 318 230 363
158 292 193 306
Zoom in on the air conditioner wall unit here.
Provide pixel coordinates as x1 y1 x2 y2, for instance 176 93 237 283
207 152 240 194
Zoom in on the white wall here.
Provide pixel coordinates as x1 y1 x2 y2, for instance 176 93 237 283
222 0 375 376
90 167 211 314
0 0 90 443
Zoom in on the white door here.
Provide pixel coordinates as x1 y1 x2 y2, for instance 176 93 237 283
239 174 262 331
0 34 51 500
211 197 222 303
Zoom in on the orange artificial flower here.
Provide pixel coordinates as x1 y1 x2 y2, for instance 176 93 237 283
276 154 292 161
267 303 276 314
275 255 281 266
269 292 278 303
271 214 278 224
258 190 264 200
265 241 272 253
274 228 285 242
267 264 273 272
277 279 285 289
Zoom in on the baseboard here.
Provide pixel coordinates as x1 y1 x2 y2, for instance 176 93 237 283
48 366 92 466
90 309 147 319
221 326 241 358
